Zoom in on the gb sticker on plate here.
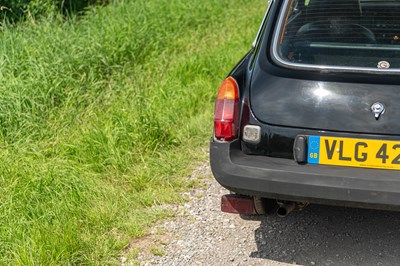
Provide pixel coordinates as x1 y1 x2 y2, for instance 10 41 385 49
307 136 320 164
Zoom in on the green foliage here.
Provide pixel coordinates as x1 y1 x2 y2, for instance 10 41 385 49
0 0 105 22
0 0 266 264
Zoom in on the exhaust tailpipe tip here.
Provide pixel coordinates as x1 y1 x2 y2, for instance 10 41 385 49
276 202 296 217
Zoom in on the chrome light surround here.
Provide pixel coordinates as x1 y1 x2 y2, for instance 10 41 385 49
243 125 261 144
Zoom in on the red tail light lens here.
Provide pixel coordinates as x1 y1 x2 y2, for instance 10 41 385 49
214 77 239 141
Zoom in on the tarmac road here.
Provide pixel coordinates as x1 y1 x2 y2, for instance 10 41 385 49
250 204 400 266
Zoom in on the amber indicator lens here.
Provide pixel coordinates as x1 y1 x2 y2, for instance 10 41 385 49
214 77 239 141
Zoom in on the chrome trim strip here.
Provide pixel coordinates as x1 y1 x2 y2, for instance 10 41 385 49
310 43 400 51
253 0 274 48
271 0 400 75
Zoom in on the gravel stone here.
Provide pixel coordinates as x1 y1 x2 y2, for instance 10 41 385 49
125 163 400 266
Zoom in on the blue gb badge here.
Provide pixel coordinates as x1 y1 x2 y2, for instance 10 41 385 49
307 136 320 164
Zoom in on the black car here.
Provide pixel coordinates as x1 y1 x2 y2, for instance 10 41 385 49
210 0 400 217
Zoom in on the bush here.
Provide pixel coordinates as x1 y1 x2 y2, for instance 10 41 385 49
0 0 105 22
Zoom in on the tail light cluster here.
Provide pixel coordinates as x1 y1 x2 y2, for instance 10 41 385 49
214 77 239 141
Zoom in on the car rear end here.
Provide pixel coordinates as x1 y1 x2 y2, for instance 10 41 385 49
210 0 400 214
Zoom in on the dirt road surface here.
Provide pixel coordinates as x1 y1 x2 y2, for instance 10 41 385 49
130 163 400 266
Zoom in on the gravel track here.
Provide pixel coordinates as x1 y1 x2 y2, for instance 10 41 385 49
130 163 400 266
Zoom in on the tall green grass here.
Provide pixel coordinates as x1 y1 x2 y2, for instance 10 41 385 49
0 0 266 264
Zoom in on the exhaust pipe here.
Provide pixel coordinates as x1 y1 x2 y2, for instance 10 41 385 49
221 195 307 217
276 202 296 217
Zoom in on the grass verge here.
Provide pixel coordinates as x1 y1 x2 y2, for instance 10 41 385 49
0 0 266 264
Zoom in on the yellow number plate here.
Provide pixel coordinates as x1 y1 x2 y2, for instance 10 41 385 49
307 136 400 170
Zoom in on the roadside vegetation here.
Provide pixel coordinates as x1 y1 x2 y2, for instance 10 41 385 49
0 0 104 23
0 0 265 264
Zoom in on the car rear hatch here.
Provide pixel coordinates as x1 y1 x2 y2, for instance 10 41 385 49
250 73 400 135
250 0 400 135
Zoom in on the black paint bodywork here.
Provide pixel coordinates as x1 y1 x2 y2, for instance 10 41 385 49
210 0 400 209
234 0 400 159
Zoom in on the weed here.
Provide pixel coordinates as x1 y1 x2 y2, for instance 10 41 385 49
150 247 165 257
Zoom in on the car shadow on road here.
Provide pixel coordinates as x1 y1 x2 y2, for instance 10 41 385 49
250 204 400 266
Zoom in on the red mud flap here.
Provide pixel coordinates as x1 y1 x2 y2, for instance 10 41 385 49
221 194 256 214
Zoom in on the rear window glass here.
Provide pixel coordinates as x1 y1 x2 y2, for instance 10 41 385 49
275 0 400 71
